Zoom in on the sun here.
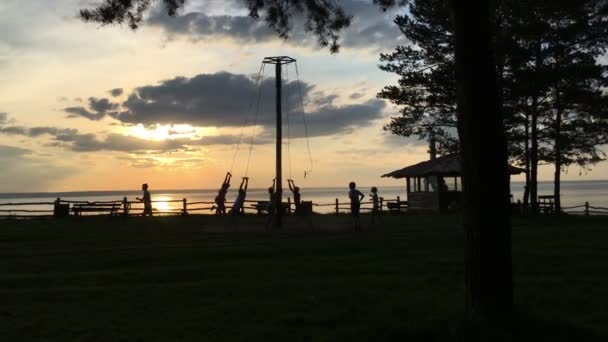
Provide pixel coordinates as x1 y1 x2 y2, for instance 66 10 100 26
127 124 203 141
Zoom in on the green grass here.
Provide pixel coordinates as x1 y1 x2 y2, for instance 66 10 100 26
1 213 607 341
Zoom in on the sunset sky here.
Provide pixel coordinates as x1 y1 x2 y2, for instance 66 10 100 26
1 0 607 193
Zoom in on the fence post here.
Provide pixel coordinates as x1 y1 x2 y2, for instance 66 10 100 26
380 197 384 212
396 196 401 213
182 198 188 215
123 197 128 217
335 198 339 215
53 197 60 217
585 201 589 216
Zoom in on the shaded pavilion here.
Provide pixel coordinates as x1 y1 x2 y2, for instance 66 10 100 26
382 154 525 212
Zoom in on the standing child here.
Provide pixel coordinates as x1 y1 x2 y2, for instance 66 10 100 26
136 183 152 216
370 186 383 225
348 181 364 231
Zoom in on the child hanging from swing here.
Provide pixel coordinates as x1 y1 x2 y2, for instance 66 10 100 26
230 177 249 215
288 179 301 215
213 172 231 215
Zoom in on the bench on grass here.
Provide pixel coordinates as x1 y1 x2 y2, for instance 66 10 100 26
72 202 120 216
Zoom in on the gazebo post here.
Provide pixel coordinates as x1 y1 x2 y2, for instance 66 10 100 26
454 177 458 191
406 177 411 194
417 177 422 193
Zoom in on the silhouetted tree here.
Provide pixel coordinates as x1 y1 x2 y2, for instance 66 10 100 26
378 0 458 156
379 0 608 214
80 0 513 317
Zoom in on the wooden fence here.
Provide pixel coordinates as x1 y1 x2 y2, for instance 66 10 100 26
0 196 407 219
3 195 606 219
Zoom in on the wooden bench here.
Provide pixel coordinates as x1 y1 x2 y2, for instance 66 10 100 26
72 202 119 216
251 201 291 215
386 201 408 213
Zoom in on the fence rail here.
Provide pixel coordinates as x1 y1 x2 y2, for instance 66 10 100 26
3 195 606 219
0 195 407 219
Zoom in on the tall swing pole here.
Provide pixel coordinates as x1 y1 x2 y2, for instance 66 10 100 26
263 56 296 229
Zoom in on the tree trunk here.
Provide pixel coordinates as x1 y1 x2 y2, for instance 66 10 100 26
530 97 539 213
529 40 542 214
553 84 562 214
523 110 531 210
451 0 513 317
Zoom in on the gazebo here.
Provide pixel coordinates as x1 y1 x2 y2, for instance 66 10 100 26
382 154 524 212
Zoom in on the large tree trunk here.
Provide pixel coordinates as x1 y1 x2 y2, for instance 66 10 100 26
529 40 543 214
523 110 531 210
452 0 513 317
530 97 539 213
553 84 563 214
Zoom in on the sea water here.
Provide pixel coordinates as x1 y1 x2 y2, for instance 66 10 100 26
1 180 607 215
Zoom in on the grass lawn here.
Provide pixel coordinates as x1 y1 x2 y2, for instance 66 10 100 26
1 213 607 341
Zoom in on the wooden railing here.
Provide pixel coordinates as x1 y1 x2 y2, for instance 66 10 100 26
0 196 408 218
562 202 608 216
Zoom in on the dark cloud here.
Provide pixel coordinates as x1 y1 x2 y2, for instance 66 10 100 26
349 92 364 100
76 71 387 138
0 119 268 153
0 126 27 135
0 144 30 158
64 97 119 121
0 125 78 138
0 145 76 192
146 0 406 51
51 131 268 153
109 88 124 97
294 99 386 138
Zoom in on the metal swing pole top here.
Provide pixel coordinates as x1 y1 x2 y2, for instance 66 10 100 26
262 56 296 229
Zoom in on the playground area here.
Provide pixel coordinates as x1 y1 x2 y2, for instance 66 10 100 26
1 213 607 341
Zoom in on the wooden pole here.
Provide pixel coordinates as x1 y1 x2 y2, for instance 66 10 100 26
585 201 589 216
287 197 291 214
123 197 128 217
335 198 339 215
275 62 283 229
182 198 187 215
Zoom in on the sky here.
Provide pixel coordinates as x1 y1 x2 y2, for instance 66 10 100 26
1 0 607 193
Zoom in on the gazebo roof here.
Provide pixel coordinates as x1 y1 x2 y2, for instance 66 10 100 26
381 154 525 179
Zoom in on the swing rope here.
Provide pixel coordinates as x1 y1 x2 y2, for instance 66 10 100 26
230 62 266 174
285 64 293 180
295 62 314 178
244 63 267 177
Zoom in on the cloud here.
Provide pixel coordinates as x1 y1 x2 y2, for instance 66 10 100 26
69 71 386 138
0 124 78 138
52 131 270 153
109 88 124 97
0 117 268 153
0 112 7 124
146 0 406 51
64 97 119 121
0 145 76 192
